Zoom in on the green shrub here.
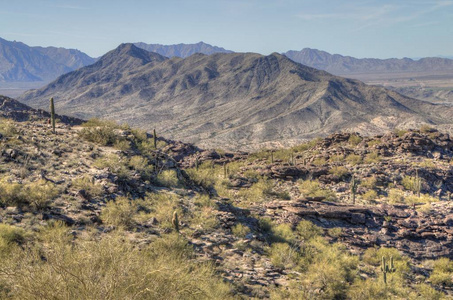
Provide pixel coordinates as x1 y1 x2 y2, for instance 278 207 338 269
186 167 216 189
329 154 345 162
94 154 131 182
367 139 382 147
363 247 410 275
346 154 362 165
360 177 377 189
0 178 59 209
101 197 136 229
271 223 297 243
329 166 349 178
269 243 300 269
232 223 250 238
141 193 182 229
26 180 60 210
242 169 261 180
239 177 274 202
420 124 435 133
156 170 180 188
327 227 343 238
362 190 378 201
364 151 381 164
416 283 445 300
312 157 327 166
0 232 232 299
394 129 408 137
247 149 271 162
0 177 27 207
348 134 362 146
299 180 336 201
0 224 26 256
300 240 359 299
290 138 321 153
388 188 405 204
72 175 104 199
347 278 390 300
0 119 18 137
79 119 122 146
296 220 323 241
417 159 436 169
402 175 423 193
430 258 453 287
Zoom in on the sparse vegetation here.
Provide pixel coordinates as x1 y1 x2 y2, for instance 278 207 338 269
348 134 362 146
329 165 349 178
232 223 251 238
346 153 362 165
299 179 337 201
0 114 452 299
0 226 232 299
101 197 136 229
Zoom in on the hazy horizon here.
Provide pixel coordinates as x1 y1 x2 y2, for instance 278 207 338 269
1 0 452 59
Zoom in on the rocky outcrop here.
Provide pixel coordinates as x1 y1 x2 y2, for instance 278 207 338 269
265 200 453 260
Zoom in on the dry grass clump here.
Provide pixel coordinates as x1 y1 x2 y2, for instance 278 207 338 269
0 177 60 210
101 197 137 229
299 180 336 201
0 223 232 299
79 118 126 147
71 175 104 199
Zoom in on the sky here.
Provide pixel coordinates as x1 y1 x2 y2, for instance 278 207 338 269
0 0 452 59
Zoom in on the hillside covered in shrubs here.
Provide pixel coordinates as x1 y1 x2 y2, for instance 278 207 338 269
0 97 453 299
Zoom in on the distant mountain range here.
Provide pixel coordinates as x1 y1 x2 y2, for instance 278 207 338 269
283 48 453 75
2 36 452 84
134 41 233 58
0 37 95 83
19 44 453 150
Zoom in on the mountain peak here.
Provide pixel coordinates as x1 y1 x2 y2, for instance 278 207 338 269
96 43 167 68
133 41 233 58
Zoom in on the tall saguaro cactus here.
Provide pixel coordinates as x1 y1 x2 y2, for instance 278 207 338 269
415 169 422 198
350 175 358 204
172 211 179 233
381 256 396 285
153 129 157 149
50 97 56 134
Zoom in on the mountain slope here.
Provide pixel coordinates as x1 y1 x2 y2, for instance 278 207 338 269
134 41 233 58
284 48 453 75
0 37 95 82
19 43 453 150
0 95 82 124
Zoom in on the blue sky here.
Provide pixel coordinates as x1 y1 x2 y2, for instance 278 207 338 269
1 0 452 58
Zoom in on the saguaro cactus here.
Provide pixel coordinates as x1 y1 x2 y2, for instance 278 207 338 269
223 162 228 178
350 175 358 204
415 169 422 198
381 256 396 285
50 97 56 134
153 129 157 149
172 211 179 233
